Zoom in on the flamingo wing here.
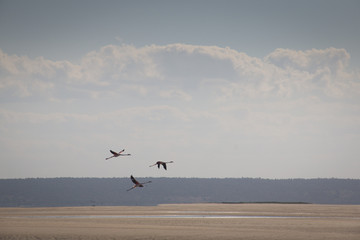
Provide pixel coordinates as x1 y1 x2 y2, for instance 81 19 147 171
130 175 139 185
110 150 117 155
162 163 167 170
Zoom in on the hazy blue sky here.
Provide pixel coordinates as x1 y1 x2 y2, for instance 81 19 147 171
1 0 360 179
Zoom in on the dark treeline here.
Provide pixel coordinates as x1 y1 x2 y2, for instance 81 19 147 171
0 178 359 207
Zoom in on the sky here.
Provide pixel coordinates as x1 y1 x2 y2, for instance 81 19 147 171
1 0 360 179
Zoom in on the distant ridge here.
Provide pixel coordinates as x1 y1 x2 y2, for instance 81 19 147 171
0 177 359 207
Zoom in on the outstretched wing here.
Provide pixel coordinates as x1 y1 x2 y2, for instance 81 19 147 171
162 163 167 170
139 181 152 186
110 150 117 155
130 175 139 184
119 149 125 154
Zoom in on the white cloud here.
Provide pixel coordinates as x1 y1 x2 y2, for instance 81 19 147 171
265 48 350 73
0 109 98 124
1 44 358 101
263 48 358 98
159 89 192 101
1 44 359 140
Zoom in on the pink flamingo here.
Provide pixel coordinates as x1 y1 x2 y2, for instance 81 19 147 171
105 149 131 160
127 175 152 191
149 161 174 170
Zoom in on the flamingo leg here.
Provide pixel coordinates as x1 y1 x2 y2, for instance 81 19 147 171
127 186 136 191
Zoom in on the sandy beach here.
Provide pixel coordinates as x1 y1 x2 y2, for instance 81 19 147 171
1 203 359 240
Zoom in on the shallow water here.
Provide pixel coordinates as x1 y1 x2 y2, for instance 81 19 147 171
7 214 360 219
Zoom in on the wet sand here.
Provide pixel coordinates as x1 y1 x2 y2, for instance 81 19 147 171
1 203 359 240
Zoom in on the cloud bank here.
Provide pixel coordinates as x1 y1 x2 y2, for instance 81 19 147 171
1 44 358 100
1 44 359 178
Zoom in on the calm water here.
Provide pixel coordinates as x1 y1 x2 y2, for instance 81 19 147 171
7 215 360 219
4 210 359 220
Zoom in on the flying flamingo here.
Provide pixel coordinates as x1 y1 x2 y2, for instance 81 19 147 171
127 175 152 191
149 161 174 170
105 149 131 160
